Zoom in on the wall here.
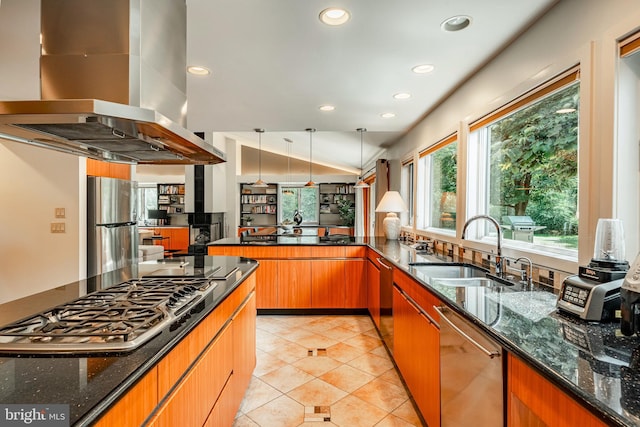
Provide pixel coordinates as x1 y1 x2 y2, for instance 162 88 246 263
0 0 84 304
386 0 640 271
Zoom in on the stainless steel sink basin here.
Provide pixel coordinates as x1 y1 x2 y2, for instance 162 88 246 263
409 263 488 279
431 277 494 287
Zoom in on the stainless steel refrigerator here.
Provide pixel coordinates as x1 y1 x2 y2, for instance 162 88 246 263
87 176 138 291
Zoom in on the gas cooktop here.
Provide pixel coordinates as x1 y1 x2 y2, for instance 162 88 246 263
0 277 220 355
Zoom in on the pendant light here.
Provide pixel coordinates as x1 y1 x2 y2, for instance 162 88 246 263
304 128 316 187
283 138 294 195
253 128 268 188
354 128 370 188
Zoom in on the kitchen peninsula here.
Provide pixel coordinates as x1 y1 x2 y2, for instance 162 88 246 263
210 237 640 427
0 256 258 426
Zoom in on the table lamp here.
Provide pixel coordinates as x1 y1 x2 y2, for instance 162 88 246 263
375 191 408 240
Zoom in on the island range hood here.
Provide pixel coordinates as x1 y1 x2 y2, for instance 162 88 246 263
0 0 225 165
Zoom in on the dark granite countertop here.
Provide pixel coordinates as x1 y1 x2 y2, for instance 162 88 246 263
367 240 640 427
0 256 258 426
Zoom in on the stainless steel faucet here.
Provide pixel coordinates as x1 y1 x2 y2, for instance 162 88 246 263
462 215 503 277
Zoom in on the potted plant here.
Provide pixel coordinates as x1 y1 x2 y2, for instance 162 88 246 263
242 216 254 226
337 199 355 227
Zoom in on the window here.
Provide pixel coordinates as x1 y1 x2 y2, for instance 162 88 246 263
417 135 458 232
400 160 414 226
468 70 579 252
280 186 319 224
137 184 158 225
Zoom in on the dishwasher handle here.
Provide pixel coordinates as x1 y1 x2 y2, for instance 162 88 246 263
376 257 393 270
434 305 501 359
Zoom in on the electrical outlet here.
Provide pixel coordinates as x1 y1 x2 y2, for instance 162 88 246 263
51 222 66 233
55 208 66 218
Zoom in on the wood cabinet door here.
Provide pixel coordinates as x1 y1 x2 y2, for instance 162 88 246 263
148 324 234 427
94 368 157 427
367 259 381 327
231 292 257 415
508 354 607 427
170 228 189 251
254 259 278 308
277 260 312 308
311 259 345 308
393 286 440 427
344 259 367 308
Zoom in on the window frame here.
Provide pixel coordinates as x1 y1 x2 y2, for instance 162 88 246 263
278 185 319 225
416 133 458 235
466 67 580 257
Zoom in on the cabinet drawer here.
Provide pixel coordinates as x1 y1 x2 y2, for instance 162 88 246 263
310 246 345 258
345 246 366 258
244 246 278 259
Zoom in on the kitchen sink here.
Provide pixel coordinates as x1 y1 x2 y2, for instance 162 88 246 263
409 263 489 279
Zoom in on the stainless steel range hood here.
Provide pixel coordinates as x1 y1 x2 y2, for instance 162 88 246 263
0 0 225 165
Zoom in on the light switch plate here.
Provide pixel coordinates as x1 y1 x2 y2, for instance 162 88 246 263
51 222 65 233
55 208 66 218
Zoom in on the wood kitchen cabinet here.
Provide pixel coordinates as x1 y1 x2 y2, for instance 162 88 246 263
508 354 607 427
95 272 256 427
278 259 312 308
344 259 367 308
210 244 367 310
393 285 440 427
94 369 158 427
311 259 345 308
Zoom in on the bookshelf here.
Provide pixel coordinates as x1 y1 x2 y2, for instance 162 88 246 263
240 183 278 226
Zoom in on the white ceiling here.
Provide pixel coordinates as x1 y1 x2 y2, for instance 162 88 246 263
185 0 557 173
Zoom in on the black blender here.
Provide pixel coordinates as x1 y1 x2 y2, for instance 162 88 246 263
557 219 629 322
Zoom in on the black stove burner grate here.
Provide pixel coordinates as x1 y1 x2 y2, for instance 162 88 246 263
0 277 217 350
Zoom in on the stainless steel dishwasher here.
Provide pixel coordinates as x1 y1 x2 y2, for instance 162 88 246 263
435 305 504 427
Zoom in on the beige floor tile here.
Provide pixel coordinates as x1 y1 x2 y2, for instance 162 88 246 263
295 332 339 350
256 330 293 353
337 316 376 333
256 316 290 334
287 378 348 406
266 340 309 364
317 325 361 342
376 413 421 426
239 376 283 414
344 333 384 352
292 354 343 377
329 394 388 427
351 377 409 412
303 316 345 333
245 394 305 427
319 364 376 393
276 326 317 342
391 400 423 426
347 352 395 376
369 345 391 359
259 364 315 393
362 327 383 339
232 414 260 426
253 349 288 377
378 368 406 389
325 341 367 363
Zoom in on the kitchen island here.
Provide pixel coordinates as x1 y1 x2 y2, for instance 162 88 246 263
0 255 258 426
210 236 640 427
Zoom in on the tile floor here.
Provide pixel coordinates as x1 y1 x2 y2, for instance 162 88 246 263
233 314 424 427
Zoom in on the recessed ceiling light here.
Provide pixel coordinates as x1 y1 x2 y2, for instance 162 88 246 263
187 65 210 76
319 8 351 26
380 112 396 119
441 15 471 32
319 105 335 111
393 93 411 100
412 64 435 74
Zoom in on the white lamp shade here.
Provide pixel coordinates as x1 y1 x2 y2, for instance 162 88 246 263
375 191 408 213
